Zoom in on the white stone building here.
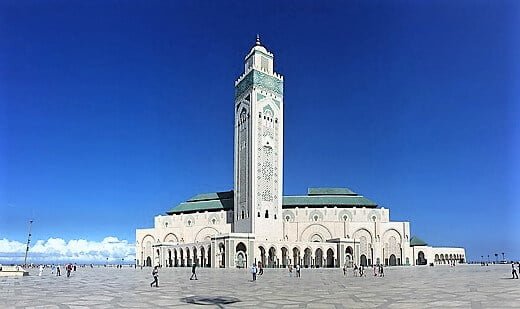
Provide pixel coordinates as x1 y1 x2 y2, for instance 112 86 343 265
136 37 465 269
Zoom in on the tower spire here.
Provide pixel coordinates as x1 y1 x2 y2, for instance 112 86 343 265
256 34 261 46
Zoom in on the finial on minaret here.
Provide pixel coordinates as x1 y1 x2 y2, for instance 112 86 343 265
256 34 261 46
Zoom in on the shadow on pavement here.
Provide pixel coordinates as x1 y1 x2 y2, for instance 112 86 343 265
180 296 241 308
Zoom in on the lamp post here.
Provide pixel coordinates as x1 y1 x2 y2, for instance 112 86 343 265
502 252 505 262
23 220 33 268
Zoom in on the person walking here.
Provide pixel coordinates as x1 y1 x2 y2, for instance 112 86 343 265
56 265 61 276
150 266 159 287
353 264 358 277
66 264 72 277
288 264 293 277
379 264 384 277
258 262 264 275
343 264 347 276
38 265 44 277
295 264 301 278
190 262 198 280
512 263 518 279
251 264 257 281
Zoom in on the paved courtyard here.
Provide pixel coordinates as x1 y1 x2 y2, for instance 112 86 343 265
1 264 519 308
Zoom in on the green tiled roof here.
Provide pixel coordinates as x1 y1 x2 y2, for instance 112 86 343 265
282 195 377 207
410 236 428 246
308 187 357 196
166 191 233 215
187 191 234 202
166 187 377 214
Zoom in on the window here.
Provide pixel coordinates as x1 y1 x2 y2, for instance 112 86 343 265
212 218 216 224
261 56 269 72
165 222 169 228
313 215 319 222
343 215 348 221
265 210 269 218
241 211 245 219
258 212 260 217
285 215 290 222
274 214 277 220
187 220 192 226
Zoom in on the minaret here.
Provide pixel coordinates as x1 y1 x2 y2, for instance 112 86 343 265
233 36 284 241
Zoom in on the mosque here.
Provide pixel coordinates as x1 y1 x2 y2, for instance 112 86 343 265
136 37 465 269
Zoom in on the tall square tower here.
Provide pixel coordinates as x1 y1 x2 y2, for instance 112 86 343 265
233 36 284 242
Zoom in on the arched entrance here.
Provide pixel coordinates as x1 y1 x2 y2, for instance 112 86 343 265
389 254 397 266
193 247 198 266
186 248 191 267
417 251 427 265
303 248 312 268
315 248 323 268
281 247 288 267
200 247 206 267
360 254 367 267
235 242 247 268
326 248 334 268
345 246 353 267
293 247 300 266
207 247 212 267
259 246 266 268
146 256 152 267
268 247 276 268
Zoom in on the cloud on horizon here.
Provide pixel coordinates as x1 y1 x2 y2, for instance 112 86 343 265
0 237 135 264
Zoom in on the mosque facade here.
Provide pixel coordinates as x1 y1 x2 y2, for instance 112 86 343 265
136 38 465 269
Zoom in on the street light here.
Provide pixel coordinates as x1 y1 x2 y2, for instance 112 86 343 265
24 220 33 268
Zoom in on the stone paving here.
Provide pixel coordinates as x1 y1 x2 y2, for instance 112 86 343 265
1 264 519 308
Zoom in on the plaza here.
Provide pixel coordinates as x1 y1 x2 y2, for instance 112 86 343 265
2 264 519 308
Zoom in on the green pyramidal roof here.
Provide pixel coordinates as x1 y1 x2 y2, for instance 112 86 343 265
166 191 233 215
166 187 378 214
410 236 428 246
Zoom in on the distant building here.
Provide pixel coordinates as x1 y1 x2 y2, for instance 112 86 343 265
136 37 465 268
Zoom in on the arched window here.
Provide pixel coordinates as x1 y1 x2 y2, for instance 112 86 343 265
258 212 260 217
265 210 269 218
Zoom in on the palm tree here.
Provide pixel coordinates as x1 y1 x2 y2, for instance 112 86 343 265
494 253 498 263
502 252 505 262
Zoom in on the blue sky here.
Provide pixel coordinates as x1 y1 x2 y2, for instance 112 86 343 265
1 1 518 262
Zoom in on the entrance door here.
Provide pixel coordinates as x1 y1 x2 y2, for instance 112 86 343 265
360 254 367 267
389 254 397 266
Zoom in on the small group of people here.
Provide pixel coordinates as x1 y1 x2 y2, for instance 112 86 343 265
35 263 77 277
352 264 366 277
374 264 384 277
250 262 272 281
287 264 301 278
150 262 199 288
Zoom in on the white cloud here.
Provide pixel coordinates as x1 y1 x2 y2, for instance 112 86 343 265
0 237 135 264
